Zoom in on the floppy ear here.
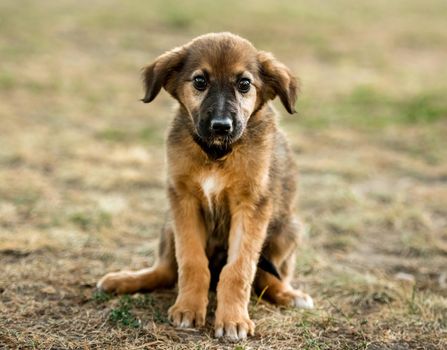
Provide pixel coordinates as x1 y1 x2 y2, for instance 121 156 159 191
141 46 187 103
257 51 298 114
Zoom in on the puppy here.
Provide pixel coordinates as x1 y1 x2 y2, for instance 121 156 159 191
98 32 313 341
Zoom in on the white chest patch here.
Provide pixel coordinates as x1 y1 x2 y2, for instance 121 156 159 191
201 175 222 211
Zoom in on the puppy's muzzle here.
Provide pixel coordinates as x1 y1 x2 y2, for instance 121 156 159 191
210 116 233 136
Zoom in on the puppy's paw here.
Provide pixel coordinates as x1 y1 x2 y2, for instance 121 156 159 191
268 288 314 309
214 311 255 341
292 291 314 309
280 289 314 309
97 271 140 294
168 300 206 329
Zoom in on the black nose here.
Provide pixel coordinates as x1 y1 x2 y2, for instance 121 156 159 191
210 117 233 135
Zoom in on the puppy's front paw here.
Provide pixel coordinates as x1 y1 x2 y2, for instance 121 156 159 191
97 271 140 294
214 309 255 341
168 299 207 329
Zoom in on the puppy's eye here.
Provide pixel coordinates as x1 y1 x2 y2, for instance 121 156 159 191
193 76 207 91
237 78 251 93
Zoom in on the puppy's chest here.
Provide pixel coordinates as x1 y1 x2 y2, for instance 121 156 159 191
198 173 231 251
200 174 224 213
199 173 232 288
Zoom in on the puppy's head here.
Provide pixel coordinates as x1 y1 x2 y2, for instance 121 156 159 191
142 32 298 147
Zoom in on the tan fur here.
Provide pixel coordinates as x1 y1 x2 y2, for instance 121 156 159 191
98 32 313 341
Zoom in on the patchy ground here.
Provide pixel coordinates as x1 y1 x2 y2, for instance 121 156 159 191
1 0 446 349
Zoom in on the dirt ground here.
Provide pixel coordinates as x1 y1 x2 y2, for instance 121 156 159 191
1 1 446 349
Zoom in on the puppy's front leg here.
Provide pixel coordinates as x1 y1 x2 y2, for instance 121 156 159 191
168 187 210 328
215 199 271 341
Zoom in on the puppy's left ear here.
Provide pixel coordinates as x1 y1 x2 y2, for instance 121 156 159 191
257 51 299 114
141 46 187 103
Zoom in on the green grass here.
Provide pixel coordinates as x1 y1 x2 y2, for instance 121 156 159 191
295 86 447 130
109 295 141 328
0 71 16 90
93 290 113 303
69 211 112 231
97 126 164 144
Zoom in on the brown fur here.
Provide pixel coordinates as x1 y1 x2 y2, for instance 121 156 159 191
98 32 313 341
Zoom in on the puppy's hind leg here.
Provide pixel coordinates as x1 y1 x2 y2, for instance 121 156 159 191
97 225 177 294
254 218 313 309
255 253 313 309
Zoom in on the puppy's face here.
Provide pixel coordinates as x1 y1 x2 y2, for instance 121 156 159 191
142 33 298 147
177 55 258 146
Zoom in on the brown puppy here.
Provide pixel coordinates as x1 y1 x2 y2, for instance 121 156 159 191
98 32 313 341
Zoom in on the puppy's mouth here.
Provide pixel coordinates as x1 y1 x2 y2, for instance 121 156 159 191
206 134 234 146
196 125 245 147
195 120 240 146
193 131 236 160
191 115 245 159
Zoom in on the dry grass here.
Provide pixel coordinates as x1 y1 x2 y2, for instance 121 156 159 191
1 0 446 349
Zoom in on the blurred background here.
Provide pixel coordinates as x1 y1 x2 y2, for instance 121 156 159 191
1 1 446 348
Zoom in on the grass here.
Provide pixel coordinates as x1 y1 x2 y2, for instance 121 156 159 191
97 126 164 144
69 210 112 231
295 86 447 130
1 0 446 349
108 295 141 329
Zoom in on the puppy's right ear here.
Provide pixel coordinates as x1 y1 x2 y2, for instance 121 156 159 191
141 46 187 103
